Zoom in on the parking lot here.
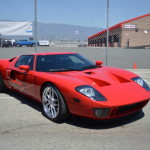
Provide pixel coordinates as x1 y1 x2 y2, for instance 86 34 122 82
0 47 150 150
0 46 150 69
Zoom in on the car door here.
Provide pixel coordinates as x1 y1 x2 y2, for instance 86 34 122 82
9 55 37 98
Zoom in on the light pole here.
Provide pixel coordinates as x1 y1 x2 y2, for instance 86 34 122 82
0 33 2 47
106 0 109 66
34 0 38 52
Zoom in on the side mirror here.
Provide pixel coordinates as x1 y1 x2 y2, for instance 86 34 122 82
96 61 103 66
19 65 30 72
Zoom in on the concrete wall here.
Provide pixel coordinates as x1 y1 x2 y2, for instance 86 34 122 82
88 15 150 48
121 15 150 47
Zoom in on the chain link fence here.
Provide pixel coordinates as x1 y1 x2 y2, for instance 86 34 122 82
0 0 149 67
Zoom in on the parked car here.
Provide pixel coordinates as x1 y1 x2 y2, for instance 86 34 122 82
9 39 16 46
0 52 150 122
78 43 86 47
2 40 13 48
38 40 49 46
15 40 36 47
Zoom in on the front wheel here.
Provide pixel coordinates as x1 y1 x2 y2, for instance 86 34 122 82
16 44 22 47
42 84 70 122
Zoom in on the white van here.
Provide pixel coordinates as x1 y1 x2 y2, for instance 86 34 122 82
38 40 49 46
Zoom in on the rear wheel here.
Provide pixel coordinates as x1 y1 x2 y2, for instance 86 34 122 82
0 74 6 92
17 44 21 47
42 84 70 122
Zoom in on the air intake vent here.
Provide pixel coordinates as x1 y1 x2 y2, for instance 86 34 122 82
84 72 95 75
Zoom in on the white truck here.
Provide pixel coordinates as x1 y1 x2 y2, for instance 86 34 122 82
38 40 49 46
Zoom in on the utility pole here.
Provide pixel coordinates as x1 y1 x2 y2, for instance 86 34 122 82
0 33 2 47
106 0 109 66
34 0 38 52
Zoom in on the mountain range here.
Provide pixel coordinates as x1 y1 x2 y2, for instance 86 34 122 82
37 23 103 41
0 20 104 41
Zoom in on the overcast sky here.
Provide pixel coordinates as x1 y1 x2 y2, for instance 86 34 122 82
0 0 149 28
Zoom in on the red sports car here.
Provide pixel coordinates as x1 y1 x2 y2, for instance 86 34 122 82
0 52 150 122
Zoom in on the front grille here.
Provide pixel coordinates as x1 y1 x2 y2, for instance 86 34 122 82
116 100 149 116
118 103 139 113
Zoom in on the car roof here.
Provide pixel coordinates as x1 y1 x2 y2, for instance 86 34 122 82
23 52 77 56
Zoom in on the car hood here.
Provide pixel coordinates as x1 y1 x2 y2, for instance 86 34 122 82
57 66 150 106
58 67 135 87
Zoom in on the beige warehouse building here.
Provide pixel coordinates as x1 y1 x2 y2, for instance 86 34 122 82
88 13 150 48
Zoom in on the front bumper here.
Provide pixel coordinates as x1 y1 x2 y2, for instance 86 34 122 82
93 99 149 119
68 99 149 120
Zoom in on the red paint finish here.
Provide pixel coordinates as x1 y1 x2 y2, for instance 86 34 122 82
0 52 149 120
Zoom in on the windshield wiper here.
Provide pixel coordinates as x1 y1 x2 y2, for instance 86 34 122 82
48 68 83 72
61 68 83 71
81 65 99 70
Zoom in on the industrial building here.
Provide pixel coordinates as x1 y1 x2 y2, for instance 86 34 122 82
88 13 150 48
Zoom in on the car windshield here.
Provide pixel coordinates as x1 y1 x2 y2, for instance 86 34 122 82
36 53 98 72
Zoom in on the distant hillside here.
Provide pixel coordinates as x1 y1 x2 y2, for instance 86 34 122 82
0 20 104 41
38 23 103 41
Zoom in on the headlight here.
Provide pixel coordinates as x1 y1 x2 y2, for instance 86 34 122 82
75 85 107 101
132 77 150 91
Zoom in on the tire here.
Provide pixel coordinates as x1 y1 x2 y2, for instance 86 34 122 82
32 43 35 47
16 44 21 47
42 84 70 122
0 73 6 92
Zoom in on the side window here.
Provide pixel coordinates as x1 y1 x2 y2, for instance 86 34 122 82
15 55 34 70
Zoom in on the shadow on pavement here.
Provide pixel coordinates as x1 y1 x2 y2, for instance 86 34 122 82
5 90 145 129
5 90 42 112
65 110 144 129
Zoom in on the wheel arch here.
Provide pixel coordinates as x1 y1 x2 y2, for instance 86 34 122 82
40 81 55 98
40 81 67 103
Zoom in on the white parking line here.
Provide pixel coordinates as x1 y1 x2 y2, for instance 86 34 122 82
144 79 150 85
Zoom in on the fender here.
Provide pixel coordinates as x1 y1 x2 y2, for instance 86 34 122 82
0 58 14 87
0 59 10 73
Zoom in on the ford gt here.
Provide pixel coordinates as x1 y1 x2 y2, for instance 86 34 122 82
0 52 150 122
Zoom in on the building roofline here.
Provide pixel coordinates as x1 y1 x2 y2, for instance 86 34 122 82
88 13 150 39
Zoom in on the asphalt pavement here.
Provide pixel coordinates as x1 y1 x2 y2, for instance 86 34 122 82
0 46 150 69
0 47 150 150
